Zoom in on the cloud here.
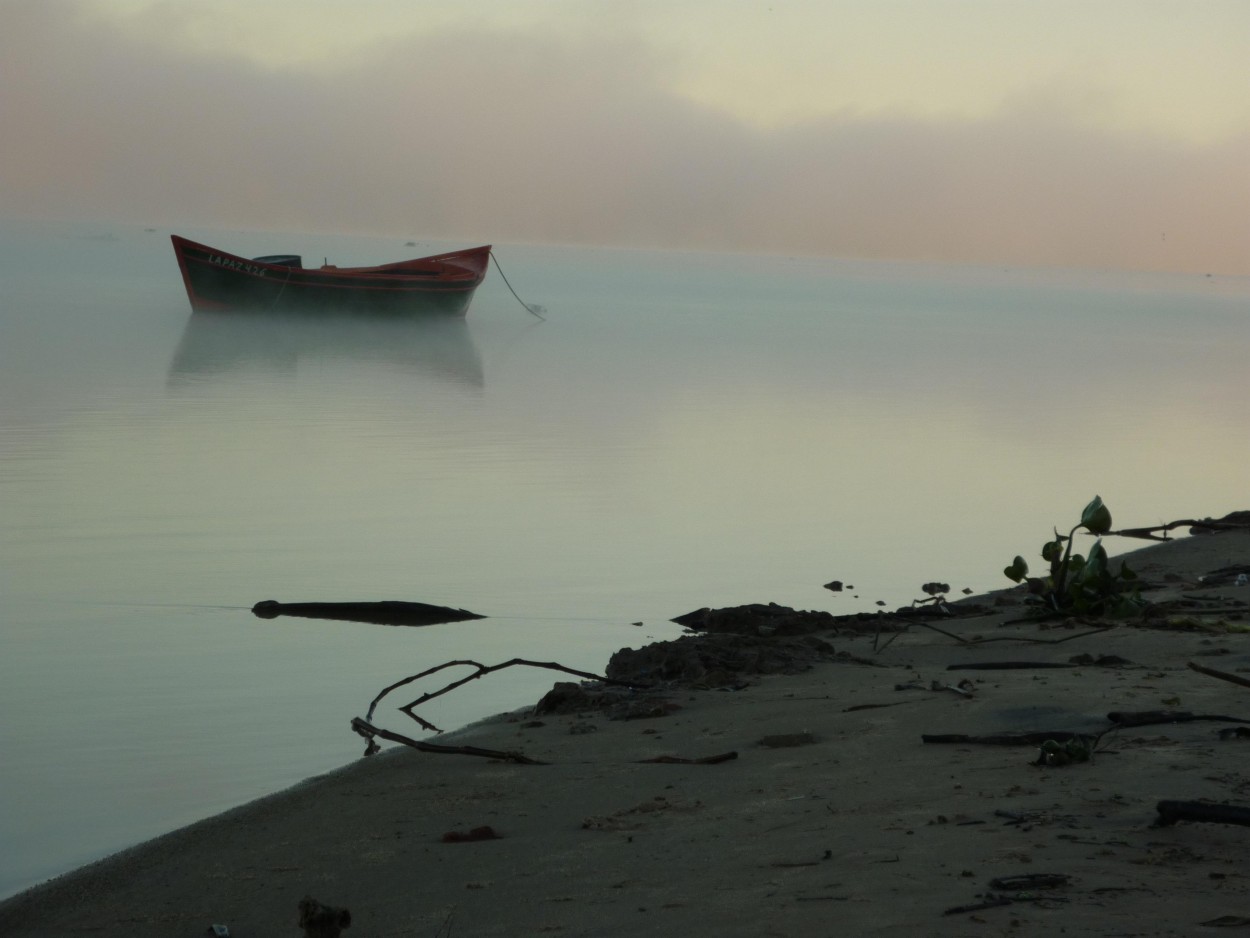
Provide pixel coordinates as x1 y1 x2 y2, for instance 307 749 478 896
3 2 1246 273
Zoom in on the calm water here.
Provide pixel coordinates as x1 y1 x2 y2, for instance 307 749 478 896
1 220 1247 898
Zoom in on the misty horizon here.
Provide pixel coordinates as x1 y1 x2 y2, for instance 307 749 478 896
3 1 1247 276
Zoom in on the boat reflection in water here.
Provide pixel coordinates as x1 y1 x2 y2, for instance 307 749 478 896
166 308 485 390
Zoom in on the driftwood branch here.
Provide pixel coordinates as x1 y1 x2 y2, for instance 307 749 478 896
352 717 738 767
1109 518 1250 541
1107 709 1250 727
351 717 548 763
365 657 650 729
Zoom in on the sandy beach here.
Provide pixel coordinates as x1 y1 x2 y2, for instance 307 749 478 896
4 527 1250 937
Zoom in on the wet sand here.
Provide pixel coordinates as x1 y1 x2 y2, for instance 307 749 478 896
3 530 1249 937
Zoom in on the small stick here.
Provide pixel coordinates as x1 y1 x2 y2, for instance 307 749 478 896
946 661 1074 671
976 627 1116 644
353 718 738 766
351 717 548 764
1108 709 1250 727
880 622 1114 652
943 896 1015 915
637 752 737 765
922 731 1089 746
1188 661 1250 691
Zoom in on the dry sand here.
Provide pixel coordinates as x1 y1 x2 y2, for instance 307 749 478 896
3 530 1250 937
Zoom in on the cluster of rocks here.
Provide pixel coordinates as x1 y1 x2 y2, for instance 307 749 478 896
533 603 867 722
605 631 838 686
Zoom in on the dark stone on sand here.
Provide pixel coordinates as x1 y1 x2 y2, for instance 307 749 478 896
533 631 843 725
298 896 351 938
671 602 841 637
534 682 678 721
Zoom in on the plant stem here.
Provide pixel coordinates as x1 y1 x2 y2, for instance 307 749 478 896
1051 522 1082 611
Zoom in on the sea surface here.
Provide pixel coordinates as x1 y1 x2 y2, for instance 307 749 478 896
1 219 1247 899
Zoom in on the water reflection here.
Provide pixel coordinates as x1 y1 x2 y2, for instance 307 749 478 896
166 310 484 389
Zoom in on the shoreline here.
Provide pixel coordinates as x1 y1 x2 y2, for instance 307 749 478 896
4 530 1250 936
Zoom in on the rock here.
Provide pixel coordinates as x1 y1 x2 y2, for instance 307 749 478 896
671 602 840 637
534 682 678 721
297 896 350 938
606 633 837 686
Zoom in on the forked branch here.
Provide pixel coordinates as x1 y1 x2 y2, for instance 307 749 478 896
1111 518 1250 542
365 657 650 731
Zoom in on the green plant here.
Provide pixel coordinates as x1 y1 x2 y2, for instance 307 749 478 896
1004 496 1145 617
1034 736 1093 767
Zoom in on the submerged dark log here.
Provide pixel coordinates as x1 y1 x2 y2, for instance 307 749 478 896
252 599 485 627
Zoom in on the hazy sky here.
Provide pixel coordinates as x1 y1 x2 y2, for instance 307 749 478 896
4 0 1247 273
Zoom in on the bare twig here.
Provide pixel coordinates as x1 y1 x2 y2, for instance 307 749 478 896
365 657 649 727
1108 709 1250 727
1110 518 1250 541
963 627 1116 645
351 717 549 763
637 752 738 764
878 621 1113 653
352 717 739 767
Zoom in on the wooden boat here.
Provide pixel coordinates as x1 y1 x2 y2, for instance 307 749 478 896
171 235 490 314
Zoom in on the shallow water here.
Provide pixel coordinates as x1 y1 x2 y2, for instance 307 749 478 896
1 220 1246 897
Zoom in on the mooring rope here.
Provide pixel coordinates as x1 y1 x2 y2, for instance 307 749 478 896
266 262 295 311
490 251 546 319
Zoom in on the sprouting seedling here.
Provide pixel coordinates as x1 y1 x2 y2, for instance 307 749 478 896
1004 496 1143 616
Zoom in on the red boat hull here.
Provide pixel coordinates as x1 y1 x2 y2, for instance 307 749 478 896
171 236 490 314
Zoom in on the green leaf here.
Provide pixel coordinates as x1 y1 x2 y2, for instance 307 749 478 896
1080 496 1112 535
1079 540 1108 582
1119 561 1137 581
1004 555 1029 582
1041 540 1062 563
